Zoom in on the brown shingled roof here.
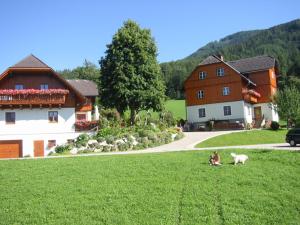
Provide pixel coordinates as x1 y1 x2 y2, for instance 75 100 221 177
66 79 98 97
199 55 221 65
11 54 50 68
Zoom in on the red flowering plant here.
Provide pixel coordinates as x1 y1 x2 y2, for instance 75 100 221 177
0 89 69 95
75 120 99 131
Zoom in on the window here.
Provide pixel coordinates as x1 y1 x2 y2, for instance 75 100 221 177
199 71 207 80
76 113 87 121
48 111 58 123
217 68 225 76
248 106 251 116
40 84 49 90
15 84 24 90
272 71 276 79
198 108 206 118
48 140 56 148
222 87 230 96
223 106 231 116
197 90 204 99
5 112 16 124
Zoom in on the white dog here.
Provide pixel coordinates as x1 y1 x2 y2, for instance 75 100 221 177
231 153 248 165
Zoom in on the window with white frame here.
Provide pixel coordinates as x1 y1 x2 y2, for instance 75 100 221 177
197 90 204 99
222 87 230 96
198 71 207 80
217 68 225 76
248 106 251 116
223 106 231 116
198 108 206 118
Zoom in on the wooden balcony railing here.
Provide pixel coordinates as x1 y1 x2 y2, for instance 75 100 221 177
242 89 261 104
0 89 69 105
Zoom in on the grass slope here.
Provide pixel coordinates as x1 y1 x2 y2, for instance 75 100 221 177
165 99 186 119
0 150 299 225
196 129 287 148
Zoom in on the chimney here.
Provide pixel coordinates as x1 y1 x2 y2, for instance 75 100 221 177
217 54 224 61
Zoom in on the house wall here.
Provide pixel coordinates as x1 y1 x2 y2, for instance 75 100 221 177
0 108 77 156
254 103 279 122
184 62 243 107
243 102 253 124
247 68 277 103
186 100 246 123
0 70 78 108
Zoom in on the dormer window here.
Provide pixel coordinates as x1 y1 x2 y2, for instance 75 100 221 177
199 71 207 80
222 87 230 96
217 68 225 76
15 84 24 90
197 90 204 99
40 84 49 90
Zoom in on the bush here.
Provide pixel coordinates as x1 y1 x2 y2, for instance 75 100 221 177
75 134 90 147
55 144 72 153
270 121 280 130
159 111 176 127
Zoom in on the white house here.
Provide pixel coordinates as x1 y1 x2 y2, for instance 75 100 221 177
0 55 99 158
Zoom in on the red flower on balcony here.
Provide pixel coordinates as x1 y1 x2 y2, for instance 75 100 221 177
75 120 99 131
0 89 69 95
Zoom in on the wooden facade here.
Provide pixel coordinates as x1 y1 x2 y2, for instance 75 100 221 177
184 60 277 107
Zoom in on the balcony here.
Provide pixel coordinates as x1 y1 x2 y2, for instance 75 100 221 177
0 89 69 106
242 89 261 104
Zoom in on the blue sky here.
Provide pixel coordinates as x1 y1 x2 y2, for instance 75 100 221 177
0 0 299 72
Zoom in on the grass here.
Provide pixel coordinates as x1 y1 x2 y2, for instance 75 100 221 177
165 99 186 119
125 99 186 120
196 129 288 148
0 150 299 225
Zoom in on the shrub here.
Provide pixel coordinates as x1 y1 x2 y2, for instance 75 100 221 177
159 111 176 127
55 144 72 153
174 132 184 140
270 121 280 130
75 134 90 147
105 135 115 144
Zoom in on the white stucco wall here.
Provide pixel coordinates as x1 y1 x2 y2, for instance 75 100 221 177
254 103 279 122
243 103 253 124
0 108 78 157
187 100 246 123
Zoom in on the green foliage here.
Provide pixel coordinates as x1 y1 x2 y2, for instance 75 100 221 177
161 19 300 98
99 20 166 124
75 134 90 147
58 60 100 84
55 144 72 153
159 111 176 127
272 85 300 123
270 121 280 130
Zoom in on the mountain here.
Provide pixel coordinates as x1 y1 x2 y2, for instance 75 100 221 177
161 19 300 99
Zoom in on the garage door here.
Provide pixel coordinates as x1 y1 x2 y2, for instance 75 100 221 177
0 140 22 159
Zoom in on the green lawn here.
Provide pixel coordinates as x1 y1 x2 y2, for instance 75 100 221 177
1 150 299 225
165 99 186 119
196 129 288 148
125 99 186 120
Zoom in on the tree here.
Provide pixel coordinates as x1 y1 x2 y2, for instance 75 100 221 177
58 60 100 84
99 20 166 125
272 85 300 127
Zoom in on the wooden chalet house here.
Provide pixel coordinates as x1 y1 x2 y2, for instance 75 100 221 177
184 55 279 130
0 55 99 158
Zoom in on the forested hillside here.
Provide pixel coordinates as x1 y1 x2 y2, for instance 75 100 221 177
161 19 300 99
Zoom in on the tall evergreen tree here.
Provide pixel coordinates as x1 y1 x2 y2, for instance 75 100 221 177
99 20 166 124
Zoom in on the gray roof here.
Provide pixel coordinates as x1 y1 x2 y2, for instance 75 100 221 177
199 55 276 73
67 79 98 97
227 56 276 73
11 54 50 68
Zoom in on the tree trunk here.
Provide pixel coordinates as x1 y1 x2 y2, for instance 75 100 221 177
130 108 136 126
